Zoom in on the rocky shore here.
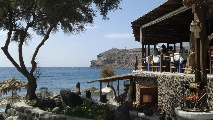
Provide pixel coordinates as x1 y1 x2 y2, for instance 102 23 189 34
0 88 161 120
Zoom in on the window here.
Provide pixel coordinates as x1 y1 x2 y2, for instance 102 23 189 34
143 94 152 103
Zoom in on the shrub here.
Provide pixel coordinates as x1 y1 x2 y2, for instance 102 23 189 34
100 65 115 78
65 99 117 119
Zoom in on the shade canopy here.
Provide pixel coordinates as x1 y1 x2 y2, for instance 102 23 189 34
82 87 99 93
87 74 133 83
101 86 112 93
131 0 213 45
0 78 27 96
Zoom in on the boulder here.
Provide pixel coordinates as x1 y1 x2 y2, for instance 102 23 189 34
5 103 11 114
60 89 83 108
115 102 132 120
0 114 5 120
52 107 60 113
44 113 52 120
143 104 154 116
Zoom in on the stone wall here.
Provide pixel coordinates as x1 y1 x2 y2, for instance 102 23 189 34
133 71 213 116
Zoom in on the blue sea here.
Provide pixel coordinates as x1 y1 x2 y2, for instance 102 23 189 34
0 67 133 112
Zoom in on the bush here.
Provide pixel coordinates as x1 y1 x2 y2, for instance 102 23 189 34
27 98 59 111
100 65 115 78
65 99 117 119
27 98 117 119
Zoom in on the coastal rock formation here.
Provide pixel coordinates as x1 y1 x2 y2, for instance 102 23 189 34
90 48 143 69
60 89 83 108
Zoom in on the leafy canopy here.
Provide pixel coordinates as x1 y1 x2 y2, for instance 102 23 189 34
0 0 122 42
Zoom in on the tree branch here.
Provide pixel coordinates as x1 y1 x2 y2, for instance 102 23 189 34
30 25 55 75
19 18 36 73
1 4 23 75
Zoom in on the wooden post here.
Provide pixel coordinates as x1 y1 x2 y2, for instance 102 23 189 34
100 82 102 101
148 45 151 71
160 53 163 73
117 80 119 97
167 43 169 50
193 4 208 108
174 43 176 52
192 4 201 83
198 5 207 86
209 49 212 75
148 44 150 56
142 43 146 70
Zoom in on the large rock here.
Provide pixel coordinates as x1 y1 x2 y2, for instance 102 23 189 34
5 103 11 114
115 102 132 120
60 89 83 108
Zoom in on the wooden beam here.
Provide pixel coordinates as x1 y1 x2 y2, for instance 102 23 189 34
140 28 145 44
183 0 213 7
142 6 191 28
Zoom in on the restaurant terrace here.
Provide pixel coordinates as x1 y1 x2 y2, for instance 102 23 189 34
88 0 213 119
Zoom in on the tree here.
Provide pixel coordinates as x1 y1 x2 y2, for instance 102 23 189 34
100 65 115 78
0 0 122 100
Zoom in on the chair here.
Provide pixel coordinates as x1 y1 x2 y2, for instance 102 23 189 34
150 54 160 72
168 50 177 73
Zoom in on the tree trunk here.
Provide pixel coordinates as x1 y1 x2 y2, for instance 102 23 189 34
26 75 37 100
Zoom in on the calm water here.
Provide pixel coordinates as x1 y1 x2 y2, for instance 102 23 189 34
0 67 133 112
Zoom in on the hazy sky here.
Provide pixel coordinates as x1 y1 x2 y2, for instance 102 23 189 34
0 0 165 67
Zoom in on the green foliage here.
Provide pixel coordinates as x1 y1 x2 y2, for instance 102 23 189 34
0 0 122 100
100 65 115 78
64 99 117 119
27 98 117 119
0 0 122 40
27 98 59 111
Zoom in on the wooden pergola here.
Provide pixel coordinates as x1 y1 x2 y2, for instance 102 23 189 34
131 0 194 71
131 0 192 44
131 0 213 107
87 74 134 101
131 0 213 77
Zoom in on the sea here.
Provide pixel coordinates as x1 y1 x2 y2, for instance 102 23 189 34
0 67 133 112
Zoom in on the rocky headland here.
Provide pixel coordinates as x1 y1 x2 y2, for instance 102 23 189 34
90 48 143 69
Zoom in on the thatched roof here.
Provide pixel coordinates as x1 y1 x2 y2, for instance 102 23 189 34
82 87 99 93
87 73 133 83
0 78 27 96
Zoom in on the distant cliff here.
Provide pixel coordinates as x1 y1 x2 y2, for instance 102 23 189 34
90 46 188 69
90 48 143 69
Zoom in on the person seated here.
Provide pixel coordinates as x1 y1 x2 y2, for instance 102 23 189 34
152 48 161 63
168 46 173 52
153 48 161 56
179 46 185 53
161 44 167 54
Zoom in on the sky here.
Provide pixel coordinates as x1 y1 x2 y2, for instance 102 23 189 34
0 0 166 67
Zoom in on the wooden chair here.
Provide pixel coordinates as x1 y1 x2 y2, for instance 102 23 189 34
150 54 160 72
168 50 177 73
